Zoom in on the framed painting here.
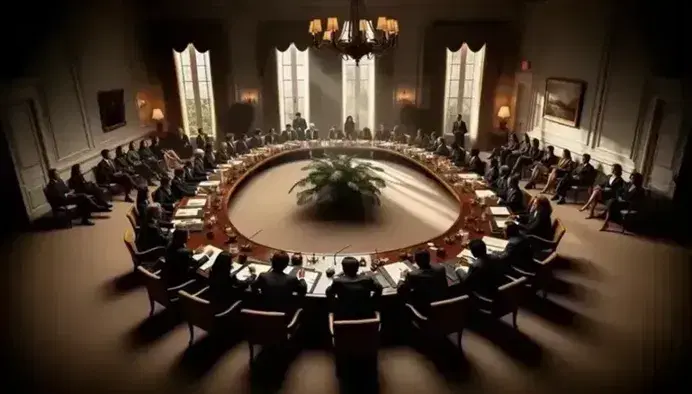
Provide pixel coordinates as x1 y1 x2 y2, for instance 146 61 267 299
97 89 126 132
543 78 586 128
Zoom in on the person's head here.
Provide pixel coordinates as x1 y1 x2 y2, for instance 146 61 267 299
363 126 371 134
612 163 623 177
581 153 591 164
416 128 423 137
220 141 227 150
489 157 499 168
100 149 111 159
470 148 480 157
70 164 81 178
547 145 555 154
414 249 431 269
291 253 303 266
309 123 316 129
177 127 185 136
270 251 290 271
169 229 189 248
295 112 302 119
160 176 171 187
523 134 530 144
499 165 511 177
508 175 520 189
510 133 519 143
532 195 553 215
532 138 540 148
285 124 292 130
227 133 235 141
504 222 521 238
174 168 185 178
253 128 261 136
341 256 360 277
630 172 644 187
144 204 162 224
150 136 159 146
210 252 233 280
346 115 353 123
128 141 137 151
456 114 462 121
378 124 385 131
562 149 572 160
115 146 124 156
204 143 213 153
194 148 204 157
269 128 276 134
468 239 487 258
48 168 59 181
438 137 445 145
197 128 204 136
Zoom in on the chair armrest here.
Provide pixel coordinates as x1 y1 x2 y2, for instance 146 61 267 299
192 286 209 297
472 292 494 303
138 246 166 255
527 234 553 244
153 270 161 275
167 279 196 292
216 300 242 318
404 303 428 321
328 312 335 337
511 266 536 277
287 308 303 330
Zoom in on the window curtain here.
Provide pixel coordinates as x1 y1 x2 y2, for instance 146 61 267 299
375 53 395 128
146 20 230 135
422 21 516 142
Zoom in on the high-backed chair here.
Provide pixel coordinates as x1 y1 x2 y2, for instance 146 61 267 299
405 295 470 348
178 288 242 346
136 266 196 316
239 308 303 368
471 277 527 329
528 218 566 258
126 207 140 233
328 312 381 356
509 251 559 299
43 186 79 228
124 230 165 270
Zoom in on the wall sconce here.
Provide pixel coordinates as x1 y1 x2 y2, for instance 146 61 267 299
240 89 259 104
497 105 511 130
395 87 415 105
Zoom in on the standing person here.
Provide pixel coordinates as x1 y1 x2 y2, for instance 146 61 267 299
344 116 356 140
452 114 468 148
292 112 308 140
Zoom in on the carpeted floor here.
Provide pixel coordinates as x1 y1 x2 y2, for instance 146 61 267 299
3 180 691 394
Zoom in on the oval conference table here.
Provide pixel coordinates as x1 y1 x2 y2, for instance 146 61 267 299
174 141 509 299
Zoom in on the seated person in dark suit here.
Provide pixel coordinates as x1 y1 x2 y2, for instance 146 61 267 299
434 137 451 157
374 124 390 141
152 176 177 212
193 149 212 174
514 195 554 240
505 133 531 169
600 172 646 231
207 252 256 314
251 251 308 314
484 157 500 185
167 127 193 159
202 143 217 171
225 134 238 156
234 133 251 154
493 165 511 200
68 163 111 208
195 129 208 150
126 141 162 180
490 132 519 165
495 223 537 274
410 129 430 149
426 132 440 151
184 156 206 184
397 250 448 315
94 149 135 202
135 186 150 222
580 163 625 218
162 229 205 288
540 149 575 194
138 139 168 175
326 256 383 320
171 168 196 199
115 145 155 186
456 239 507 298
360 127 373 141
216 142 230 164
262 129 277 145
553 153 597 204
135 204 171 251
525 145 559 189
306 124 320 140
511 138 543 175
149 136 164 160
45 168 107 225
501 176 526 214
249 129 264 149
450 142 466 167
467 148 485 175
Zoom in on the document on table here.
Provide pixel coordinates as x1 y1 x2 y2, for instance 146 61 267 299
489 206 511 216
458 173 481 180
301 271 320 290
456 248 475 261
171 218 204 231
482 236 509 252
235 263 271 280
174 208 202 218
382 262 412 285
185 198 207 208
195 245 224 271
475 190 496 199
199 180 221 188
494 219 511 229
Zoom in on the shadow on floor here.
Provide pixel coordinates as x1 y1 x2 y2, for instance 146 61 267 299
124 308 183 350
521 293 601 343
169 331 245 384
467 315 544 368
102 271 142 299
405 327 475 385
335 355 380 394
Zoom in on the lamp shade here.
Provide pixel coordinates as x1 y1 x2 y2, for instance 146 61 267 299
497 106 511 119
151 108 164 121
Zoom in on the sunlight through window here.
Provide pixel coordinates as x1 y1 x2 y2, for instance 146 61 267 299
342 56 376 131
173 44 217 138
442 44 486 143
276 44 310 130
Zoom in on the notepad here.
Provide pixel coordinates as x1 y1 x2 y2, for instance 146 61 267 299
489 206 511 216
456 248 475 260
458 173 481 180
199 180 221 188
482 236 509 251
174 208 202 218
494 219 510 229
194 245 224 271
382 262 412 285
171 218 204 232
235 263 271 280
475 190 496 198
185 198 207 208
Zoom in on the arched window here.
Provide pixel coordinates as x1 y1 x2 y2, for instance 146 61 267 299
342 56 375 130
276 44 310 130
442 44 486 143
173 44 217 138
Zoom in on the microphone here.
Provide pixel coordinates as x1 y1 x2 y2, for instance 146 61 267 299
247 229 263 239
333 244 351 267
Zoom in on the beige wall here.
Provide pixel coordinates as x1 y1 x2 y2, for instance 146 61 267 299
514 0 685 196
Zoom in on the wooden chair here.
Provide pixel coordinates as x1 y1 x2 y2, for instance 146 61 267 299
508 251 559 299
123 230 165 270
240 308 303 368
328 312 381 356
136 266 197 316
405 294 470 348
565 171 598 204
126 207 140 233
527 218 566 258
178 288 242 346
471 277 527 329
43 186 79 228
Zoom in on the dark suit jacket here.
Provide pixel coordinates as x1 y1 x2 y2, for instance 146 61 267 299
539 153 558 168
293 118 308 133
95 159 119 184
252 270 308 313
203 153 216 170
451 148 466 166
518 209 553 240
162 247 199 287
494 176 510 199
496 235 535 273
171 176 196 199
599 175 625 196
234 139 249 155
504 187 526 213
572 163 597 185
397 264 448 314
136 223 169 251
459 255 505 298
45 179 73 206
527 147 543 162
208 272 252 313
484 166 499 184
216 148 230 164
192 158 208 177
326 275 383 320
152 186 177 209
468 156 485 175
435 144 450 157
115 155 134 173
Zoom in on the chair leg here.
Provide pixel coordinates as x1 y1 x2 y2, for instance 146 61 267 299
187 323 194 347
512 310 518 328
148 299 155 316
248 342 255 367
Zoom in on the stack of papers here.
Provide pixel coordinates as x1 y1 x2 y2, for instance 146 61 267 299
198 180 221 188
475 190 496 199
382 262 412 284
185 198 207 208
489 206 511 216
482 236 509 252
235 263 271 280
194 245 224 271
458 173 481 180
171 218 204 231
174 208 202 219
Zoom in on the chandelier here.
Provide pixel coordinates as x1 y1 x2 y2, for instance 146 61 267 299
308 0 399 65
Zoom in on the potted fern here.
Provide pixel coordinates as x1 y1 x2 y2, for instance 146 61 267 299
288 155 386 217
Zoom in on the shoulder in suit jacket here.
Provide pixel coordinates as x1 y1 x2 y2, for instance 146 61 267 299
253 270 308 312
397 264 448 312
505 187 526 213
497 235 535 272
327 275 383 319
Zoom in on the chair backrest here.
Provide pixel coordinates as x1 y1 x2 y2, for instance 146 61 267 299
493 277 527 318
127 207 140 232
427 295 470 335
552 219 566 244
43 186 61 212
136 265 171 308
240 308 288 345
178 290 215 332
124 230 139 267
331 312 381 354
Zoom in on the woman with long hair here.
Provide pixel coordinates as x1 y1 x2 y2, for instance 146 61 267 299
540 149 574 193
344 115 356 140
515 195 554 240
208 252 256 313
